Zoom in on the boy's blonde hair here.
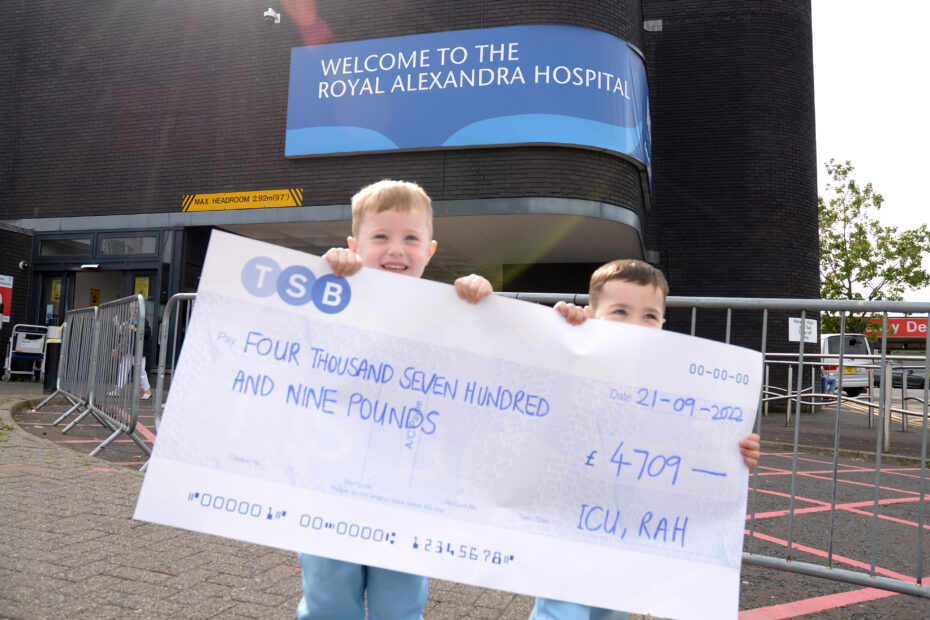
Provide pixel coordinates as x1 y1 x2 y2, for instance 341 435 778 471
351 179 433 238
589 259 669 310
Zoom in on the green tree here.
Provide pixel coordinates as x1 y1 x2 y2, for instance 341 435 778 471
819 159 930 334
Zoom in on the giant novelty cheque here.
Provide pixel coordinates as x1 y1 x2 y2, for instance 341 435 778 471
134 231 761 619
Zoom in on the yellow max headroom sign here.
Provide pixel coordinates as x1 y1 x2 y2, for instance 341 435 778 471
182 189 304 212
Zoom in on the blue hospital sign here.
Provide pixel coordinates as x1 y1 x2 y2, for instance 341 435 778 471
285 25 651 177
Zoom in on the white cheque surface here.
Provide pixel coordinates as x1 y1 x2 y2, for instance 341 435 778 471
135 231 762 619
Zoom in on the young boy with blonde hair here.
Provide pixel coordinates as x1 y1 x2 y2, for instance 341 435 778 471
322 179 489 301
534 258 760 620
296 179 490 620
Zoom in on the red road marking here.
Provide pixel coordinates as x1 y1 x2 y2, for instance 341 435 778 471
739 587 898 619
53 439 152 445
836 496 930 510
17 423 101 430
751 487 832 507
749 492 929 520
24 411 154 417
764 453 876 471
742 450 929 616
751 466 925 498
843 505 930 530
745 530 916 581
87 467 118 472
881 469 930 480
752 462 866 476
134 420 157 443
748 505 832 519
800 471 925 496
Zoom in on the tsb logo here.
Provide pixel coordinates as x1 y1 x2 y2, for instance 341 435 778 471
241 256 351 314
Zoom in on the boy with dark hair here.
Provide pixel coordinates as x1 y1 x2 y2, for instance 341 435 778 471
534 259 760 620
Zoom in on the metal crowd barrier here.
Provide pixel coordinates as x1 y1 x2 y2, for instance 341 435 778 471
84 295 151 457
153 292 196 431
148 290 930 597
503 292 930 598
32 306 98 426
39 295 152 458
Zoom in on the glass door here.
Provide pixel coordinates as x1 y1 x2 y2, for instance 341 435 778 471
128 270 158 373
128 271 157 320
39 272 75 326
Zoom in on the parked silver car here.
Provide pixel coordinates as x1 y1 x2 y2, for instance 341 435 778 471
820 334 872 397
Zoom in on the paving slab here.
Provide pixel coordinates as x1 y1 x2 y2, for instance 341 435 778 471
1 381 539 619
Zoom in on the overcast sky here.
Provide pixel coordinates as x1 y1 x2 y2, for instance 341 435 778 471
812 0 930 302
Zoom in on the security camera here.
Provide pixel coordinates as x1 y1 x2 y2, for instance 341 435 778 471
18 260 29 271
263 8 280 24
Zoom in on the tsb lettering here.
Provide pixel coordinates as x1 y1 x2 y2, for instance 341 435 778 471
241 256 351 314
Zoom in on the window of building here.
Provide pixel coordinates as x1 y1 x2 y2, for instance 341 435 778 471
99 236 157 256
39 238 91 256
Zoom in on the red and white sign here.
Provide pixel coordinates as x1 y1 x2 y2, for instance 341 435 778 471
0 275 12 324
865 317 928 339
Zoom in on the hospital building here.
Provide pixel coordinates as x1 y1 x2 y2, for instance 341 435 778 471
1 1 818 356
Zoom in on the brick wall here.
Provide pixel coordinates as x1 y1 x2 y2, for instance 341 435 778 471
642 0 819 351
0 1 25 206
0 0 645 222
0 228 34 356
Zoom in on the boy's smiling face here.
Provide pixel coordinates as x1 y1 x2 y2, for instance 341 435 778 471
348 207 437 278
588 279 666 329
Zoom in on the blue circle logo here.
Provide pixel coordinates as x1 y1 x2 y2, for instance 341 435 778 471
241 257 281 297
312 275 351 314
241 257 352 314
276 265 317 306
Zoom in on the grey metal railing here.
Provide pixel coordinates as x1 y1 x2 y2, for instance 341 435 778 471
149 290 930 597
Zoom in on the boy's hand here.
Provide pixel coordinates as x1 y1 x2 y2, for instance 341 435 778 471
324 247 363 277
739 433 761 469
454 274 493 304
554 301 588 325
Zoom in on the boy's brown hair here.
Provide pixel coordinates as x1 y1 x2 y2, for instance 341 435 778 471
588 259 670 310
351 179 433 238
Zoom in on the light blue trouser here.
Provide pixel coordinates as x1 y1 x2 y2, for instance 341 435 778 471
531 597 631 620
296 553 428 620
